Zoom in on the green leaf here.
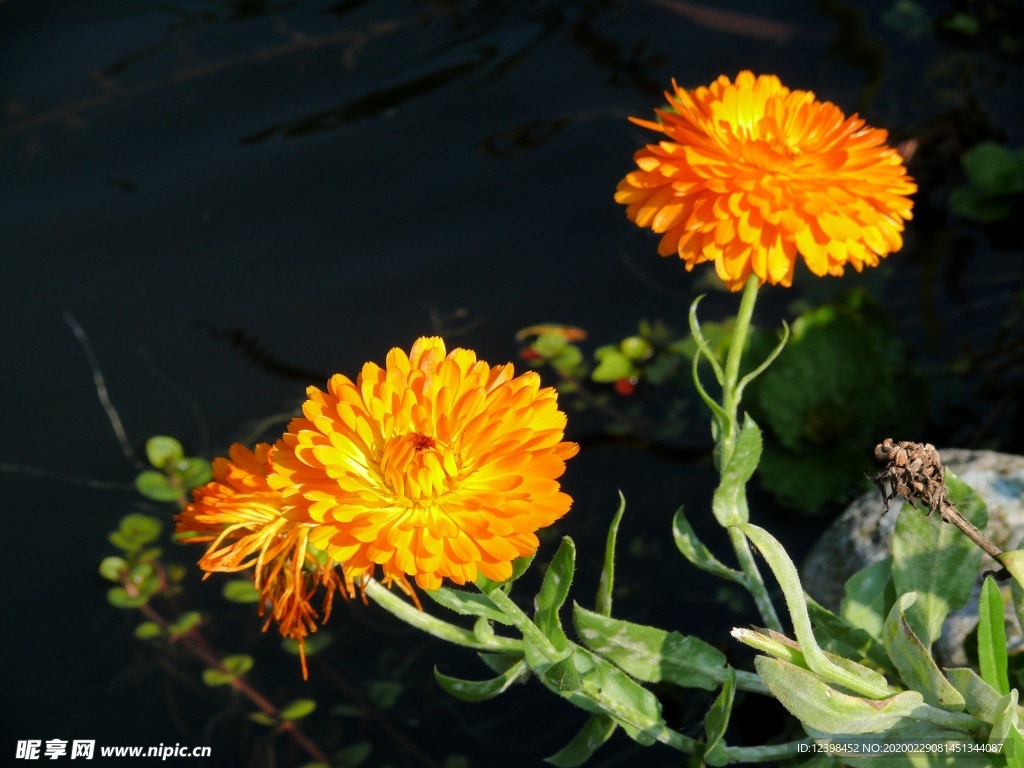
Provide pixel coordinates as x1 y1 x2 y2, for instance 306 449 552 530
703 666 736 766
145 436 184 469
891 472 987 647
247 712 277 726
177 457 213 489
426 587 513 625
279 698 317 721
168 611 201 635
557 645 671 747
949 184 1015 222
732 627 896 697
1006 725 1024 768
133 621 163 639
1004 548 1024 593
545 713 617 767
619 335 653 361
435 658 528 701
134 470 181 502
595 492 625 617
738 524 890 699
222 578 261 604
220 654 254 675
672 507 743 582
122 513 163 543
203 668 236 686
806 594 899 681
573 605 725 690
882 593 965 711
477 652 524 676
335 742 373 768
509 553 536 583
547 653 583 692
367 680 402 710
755 656 924 735
107 586 149 609
978 577 1010 696
282 631 333 657
591 348 635 383
711 416 761 526
991 690 1022 747
840 557 893 642
534 538 575 652
98 556 128 582
961 142 1024 195
945 667 1010 722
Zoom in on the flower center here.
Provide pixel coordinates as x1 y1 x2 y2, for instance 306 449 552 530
379 432 459 504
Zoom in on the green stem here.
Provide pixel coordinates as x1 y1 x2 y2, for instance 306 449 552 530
719 274 760 467
363 579 522 653
477 582 563 664
712 276 782 632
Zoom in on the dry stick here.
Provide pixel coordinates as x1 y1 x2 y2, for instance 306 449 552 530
5 21 408 138
137 603 333 766
65 312 142 467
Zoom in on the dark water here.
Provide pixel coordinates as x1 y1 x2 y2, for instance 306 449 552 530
3 1 1022 766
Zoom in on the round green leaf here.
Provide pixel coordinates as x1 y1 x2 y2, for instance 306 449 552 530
168 611 202 635
532 333 568 358
120 513 163 544
145 436 184 469
177 457 213 489
203 668 235 687
591 350 635 383
107 586 149 609
279 698 317 721
367 680 403 710
134 621 164 639
222 654 254 675
98 556 127 582
619 335 653 361
134 470 182 502
282 631 333 657
335 742 372 768
222 579 261 604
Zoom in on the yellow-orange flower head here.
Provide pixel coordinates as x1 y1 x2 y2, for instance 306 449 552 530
176 443 349 678
615 71 916 290
269 337 579 591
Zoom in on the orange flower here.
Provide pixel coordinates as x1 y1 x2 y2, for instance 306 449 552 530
176 443 349 677
269 337 579 591
615 71 916 290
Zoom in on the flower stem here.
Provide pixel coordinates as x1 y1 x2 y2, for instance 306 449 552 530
719 274 760 466
363 578 523 653
476 582 563 664
716 275 783 632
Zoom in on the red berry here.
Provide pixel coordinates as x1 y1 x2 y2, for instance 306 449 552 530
613 377 636 396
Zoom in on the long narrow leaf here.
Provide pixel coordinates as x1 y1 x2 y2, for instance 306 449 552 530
672 507 743 582
545 714 617 767
738 524 890 699
596 493 625 617
882 593 965 712
978 576 1010 696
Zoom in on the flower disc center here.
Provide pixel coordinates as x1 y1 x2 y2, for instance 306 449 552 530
380 432 459 503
